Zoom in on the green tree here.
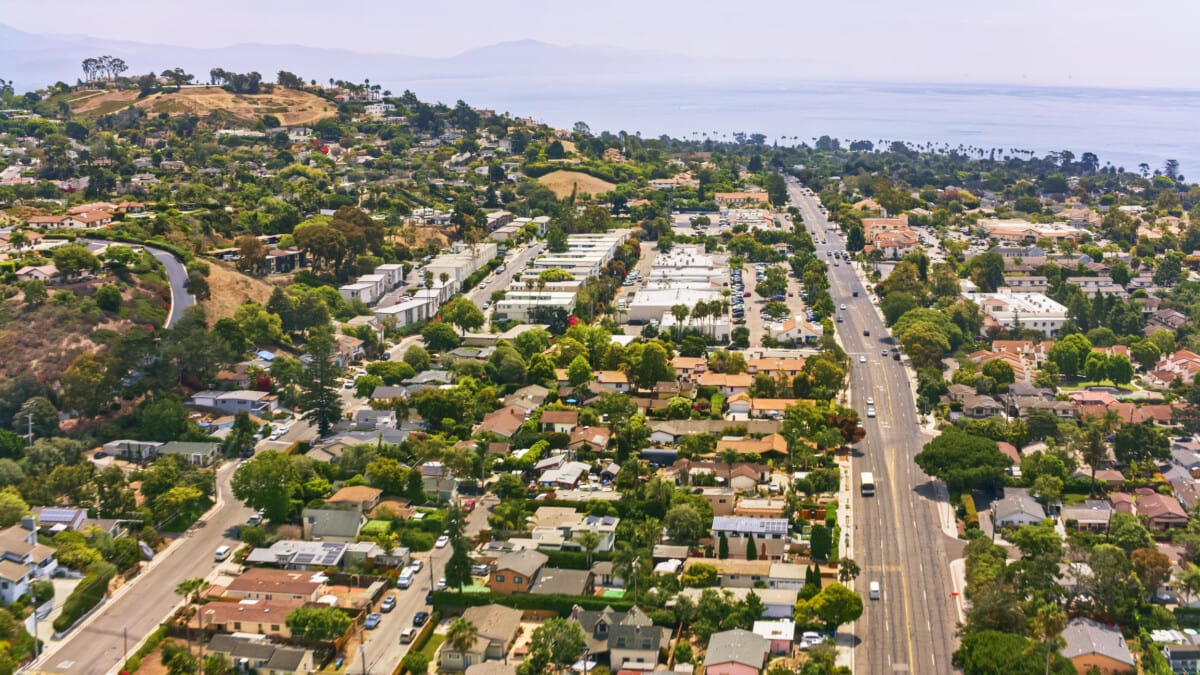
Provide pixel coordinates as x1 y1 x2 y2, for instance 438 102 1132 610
1108 511 1154 554
51 243 101 282
22 279 47 306
574 530 602 569
13 396 59 439
299 328 343 436
664 503 705 546
718 532 729 559
806 582 863 632
421 322 461 351
444 537 473 591
1047 333 1092 378
527 617 587 671
953 630 1074 675
981 359 1015 388
446 617 480 654
1113 422 1168 464
637 342 675 388
914 429 1011 490
403 345 432 372
441 296 486 335
60 352 117 417
231 451 300 522
0 488 29 527
285 606 352 641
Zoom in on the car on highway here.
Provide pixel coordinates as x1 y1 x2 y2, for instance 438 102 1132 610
859 355 867 363
364 613 382 629
881 349 889 356
435 535 450 548
839 303 846 310
413 611 430 627
867 396 874 405
400 627 418 644
381 595 396 613
863 329 870 336
867 407 876 418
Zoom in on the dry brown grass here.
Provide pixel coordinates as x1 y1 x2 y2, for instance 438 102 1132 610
536 170 616 199
201 262 277 324
67 86 337 126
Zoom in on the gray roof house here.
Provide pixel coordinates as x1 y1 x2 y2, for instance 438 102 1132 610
1061 617 1135 673
439 604 524 672
158 441 220 466
571 605 667 671
206 635 313 675
992 487 1047 528
704 628 770 674
301 506 365 543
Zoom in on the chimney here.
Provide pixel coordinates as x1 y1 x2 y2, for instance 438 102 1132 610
20 514 37 532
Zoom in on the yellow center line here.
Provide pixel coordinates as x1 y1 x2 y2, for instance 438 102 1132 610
882 361 916 671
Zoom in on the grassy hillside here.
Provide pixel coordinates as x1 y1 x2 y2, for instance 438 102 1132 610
61 86 337 125
537 170 616 198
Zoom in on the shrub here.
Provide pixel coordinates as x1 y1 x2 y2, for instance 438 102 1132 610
53 561 117 632
32 580 54 605
962 494 979 529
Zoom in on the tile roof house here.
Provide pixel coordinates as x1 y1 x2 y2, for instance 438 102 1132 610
224 569 325 602
698 372 754 396
569 426 612 453
476 406 528 438
539 409 579 433
1061 618 1135 674
196 599 304 637
439 604 524 672
705 628 770 675
503 384 550 412
1135 491 1189 529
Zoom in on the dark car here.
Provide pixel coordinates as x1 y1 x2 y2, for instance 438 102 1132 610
413 611 430 627
863 330 870 336
425 590 434 605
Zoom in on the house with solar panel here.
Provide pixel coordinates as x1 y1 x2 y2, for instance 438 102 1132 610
710 516 791 560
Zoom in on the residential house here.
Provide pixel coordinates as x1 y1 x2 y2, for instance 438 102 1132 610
205 635 313 675
961 393 1006 419
537 461 592 489
477 406 528 438
647 419 781 444
0 523 56 604
326 486 383 513
529 568 594 596
439 604 524 672
158 441 220 466
677 587 799 620
539 410 579 433
700 487 737 516
1163 642 1200 674
710 517 789 560
196 599 303 638
682 558 773 588
223 568 326 602
1060 500 1113 532
704 629 770 675
671 356 708 381
30 507 86 534
15 265 56 282
503 384 550 412
572 605 667 671
568 426 611 454
699 372 754 397
1136 491 1189 529
301 506 365 543
190 390 278 416
1061 617 1136 674
767 563 807 590
714 434 790 463
488 550 548 595
596 370 632 392
992 488 1047 528
101 439 163 462
752 620 797 655
735 498 787 519
352 408 397 430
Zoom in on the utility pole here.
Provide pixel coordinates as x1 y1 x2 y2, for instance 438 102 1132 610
25 413 33 447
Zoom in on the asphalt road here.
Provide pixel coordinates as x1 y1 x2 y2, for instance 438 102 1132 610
787 180 962 673
84 239 195 329
470 241 544 310
351 495 496 674
35 463 252 675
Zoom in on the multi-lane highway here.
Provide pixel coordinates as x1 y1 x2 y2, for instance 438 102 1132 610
787 179 962 673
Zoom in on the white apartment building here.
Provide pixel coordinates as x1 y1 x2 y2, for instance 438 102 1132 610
975 291 1068 337
493 291 577 323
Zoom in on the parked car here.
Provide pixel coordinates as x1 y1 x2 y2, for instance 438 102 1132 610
364 613 382 630
410 559 424 573
413 611 430 627
381 595 396 613
435 535 450 548
400 627 418 644
436 577 447 591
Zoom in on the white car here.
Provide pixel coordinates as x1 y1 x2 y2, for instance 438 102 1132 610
840 303 847 310
866 396 874 406
435 535 450 549
859 355 867 363
867 407 876 418
410 559 424 573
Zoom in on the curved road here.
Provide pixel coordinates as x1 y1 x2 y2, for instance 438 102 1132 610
787 180 962 673
84 239 196 328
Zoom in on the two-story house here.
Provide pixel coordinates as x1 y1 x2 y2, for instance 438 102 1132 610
0 523 57 604
488 550 548 595
438 604 524 672
572 605 668 671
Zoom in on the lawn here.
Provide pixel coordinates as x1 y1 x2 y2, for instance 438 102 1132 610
360 520 391 537
417 633 445 661
1056 381 1138 393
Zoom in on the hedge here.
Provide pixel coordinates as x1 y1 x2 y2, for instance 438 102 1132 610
541 549 612 570
962 494 979 529
123 624 169 673
432 590 633 616
54 561 117 632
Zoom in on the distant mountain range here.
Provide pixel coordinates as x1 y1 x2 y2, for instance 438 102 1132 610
0 24 773 95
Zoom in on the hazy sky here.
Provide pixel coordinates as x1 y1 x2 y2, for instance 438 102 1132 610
2 0 1199 87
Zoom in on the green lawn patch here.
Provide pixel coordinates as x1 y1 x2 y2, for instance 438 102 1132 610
1057 381 1138 393
360 520 391 537
417 633 444 660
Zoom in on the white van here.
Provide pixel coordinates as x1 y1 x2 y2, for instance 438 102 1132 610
214 545 232 562
869 581 880 600
397 566 416 589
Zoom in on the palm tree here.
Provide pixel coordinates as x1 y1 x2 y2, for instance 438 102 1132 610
612 542 648 602
175 577 209 660
574 530 602 569
671 304 689 338
446 617 479 656
718 448 741 488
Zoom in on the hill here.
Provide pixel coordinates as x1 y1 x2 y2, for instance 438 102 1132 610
537 170 616 199
62 86 337 125
202 262 277 324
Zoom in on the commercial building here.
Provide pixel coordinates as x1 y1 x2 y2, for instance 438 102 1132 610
975 291 1068 337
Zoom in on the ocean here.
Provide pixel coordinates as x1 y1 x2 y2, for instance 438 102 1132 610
408 78 1200 177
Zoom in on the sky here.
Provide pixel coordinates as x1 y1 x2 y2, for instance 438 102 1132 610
2 0 1199 88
